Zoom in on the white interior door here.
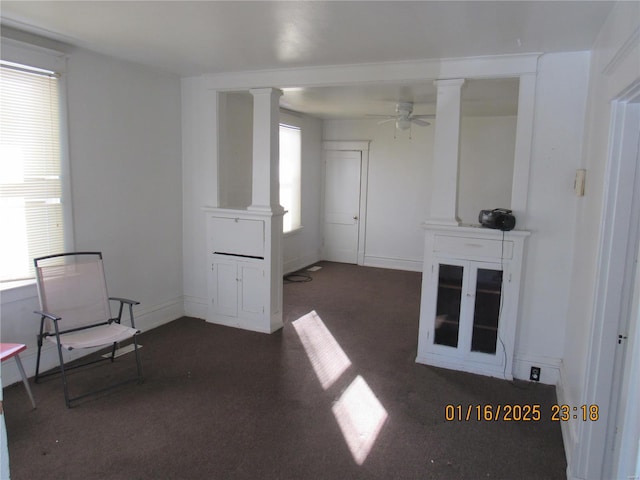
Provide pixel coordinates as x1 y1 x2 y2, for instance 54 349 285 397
323 150 362 264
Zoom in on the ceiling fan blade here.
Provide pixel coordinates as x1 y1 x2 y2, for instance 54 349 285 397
377 118 396 125
411 114 436 119
411 118 431 127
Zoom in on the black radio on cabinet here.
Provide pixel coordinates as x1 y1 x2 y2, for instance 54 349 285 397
479 208 516 231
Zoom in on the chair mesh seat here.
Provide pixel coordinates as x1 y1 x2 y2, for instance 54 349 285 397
47 323 140 351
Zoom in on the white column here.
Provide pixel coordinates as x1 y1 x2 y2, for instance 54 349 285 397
510 73 537 228
427 78 465 226
249 87 284 333
249 88 283 212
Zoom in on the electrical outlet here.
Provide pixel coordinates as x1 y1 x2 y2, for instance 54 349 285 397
530 366 541 382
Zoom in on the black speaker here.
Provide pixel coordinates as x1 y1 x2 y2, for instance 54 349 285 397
479 209 516 231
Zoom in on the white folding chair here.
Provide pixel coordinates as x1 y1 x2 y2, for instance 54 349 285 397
34 252 143 407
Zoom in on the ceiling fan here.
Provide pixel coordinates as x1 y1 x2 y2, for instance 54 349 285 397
368 102 435 131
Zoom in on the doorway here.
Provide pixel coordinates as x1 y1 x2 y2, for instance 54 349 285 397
606 98 640 479
582 85 640 480
322 141 370 265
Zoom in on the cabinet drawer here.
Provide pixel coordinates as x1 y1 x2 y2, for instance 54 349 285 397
209 217 264 258
433 235 513 260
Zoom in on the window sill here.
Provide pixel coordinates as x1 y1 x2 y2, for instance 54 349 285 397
0 279 37 303
283 226 304 238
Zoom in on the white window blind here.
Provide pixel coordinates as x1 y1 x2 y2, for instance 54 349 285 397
0 61 64 282
279 124 301 233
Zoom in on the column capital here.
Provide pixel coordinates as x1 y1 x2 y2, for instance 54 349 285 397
249 87 283 98
433 78 466 88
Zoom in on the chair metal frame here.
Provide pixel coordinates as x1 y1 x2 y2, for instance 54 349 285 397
33 252 143 408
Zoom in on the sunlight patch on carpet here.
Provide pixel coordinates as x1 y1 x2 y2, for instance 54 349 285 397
332 375 388 465
293 310 388 465
292 310 351 389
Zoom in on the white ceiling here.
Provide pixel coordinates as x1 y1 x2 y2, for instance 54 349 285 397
1 1 615 118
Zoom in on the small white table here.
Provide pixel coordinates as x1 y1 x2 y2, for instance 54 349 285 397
1 343 36 409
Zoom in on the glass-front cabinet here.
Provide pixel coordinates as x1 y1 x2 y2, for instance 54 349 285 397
430 260 504 364
416 226 530 380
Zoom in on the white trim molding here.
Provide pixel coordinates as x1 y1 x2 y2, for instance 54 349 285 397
206 53 541 91
184 295 208 320
363 255 423 273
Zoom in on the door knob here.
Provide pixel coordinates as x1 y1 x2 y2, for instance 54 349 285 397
353 215 359 220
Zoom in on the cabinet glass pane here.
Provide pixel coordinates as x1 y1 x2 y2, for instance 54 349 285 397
471 269 503 354
434 264 463 348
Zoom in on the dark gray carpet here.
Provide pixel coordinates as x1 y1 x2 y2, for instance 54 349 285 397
3 261 566 479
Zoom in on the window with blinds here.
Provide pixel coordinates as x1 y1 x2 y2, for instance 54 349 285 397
279 124 301 233
0 61 64 282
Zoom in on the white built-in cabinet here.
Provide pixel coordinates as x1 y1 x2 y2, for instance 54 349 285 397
416 226 529 379
204 208 283 334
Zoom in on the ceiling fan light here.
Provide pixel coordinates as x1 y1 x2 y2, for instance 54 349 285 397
396 118 412 130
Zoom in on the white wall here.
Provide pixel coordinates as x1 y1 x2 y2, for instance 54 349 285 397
458 116 516 224
513 52 591 384
558 3 640 479
1 46 183 386
219 92 253 209
181 76 217 319
562 4 640 408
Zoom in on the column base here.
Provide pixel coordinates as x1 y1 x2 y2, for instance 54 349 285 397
247 204 286 216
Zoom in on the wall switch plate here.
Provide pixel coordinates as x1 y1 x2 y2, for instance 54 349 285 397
530 366 541 382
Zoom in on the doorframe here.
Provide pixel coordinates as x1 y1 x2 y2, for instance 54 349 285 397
608 95 640 480
576 80 640 479
322 141 370 265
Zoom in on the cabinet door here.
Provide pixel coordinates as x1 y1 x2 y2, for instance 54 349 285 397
429 259 472 357
240 263 264 316
430 260 504 360
466 262 505 365
212 260 238 317
433 263 463 348
470 266 503 354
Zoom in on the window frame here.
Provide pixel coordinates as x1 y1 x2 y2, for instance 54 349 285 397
1 37 73 288
279 115 302 235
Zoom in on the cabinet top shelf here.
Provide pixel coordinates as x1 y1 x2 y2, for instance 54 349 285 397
422 223 531 238
439 284 501 295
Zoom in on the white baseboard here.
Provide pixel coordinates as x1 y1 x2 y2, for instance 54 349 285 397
284 253 321 275
416 354 513 380
362 255 423 272
1 296 184 388
184 295 208 319
205 313 281 334
512 353 561 385
135 296 185 331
